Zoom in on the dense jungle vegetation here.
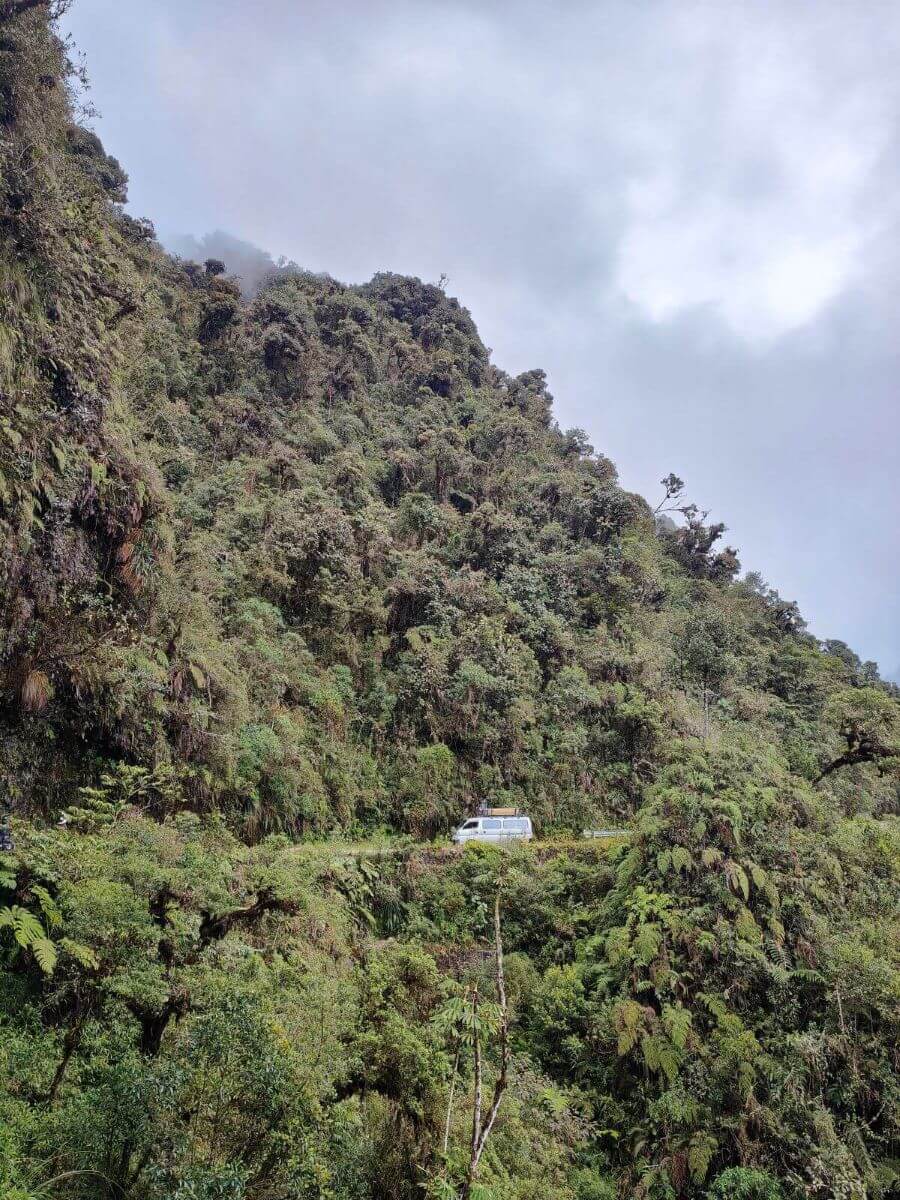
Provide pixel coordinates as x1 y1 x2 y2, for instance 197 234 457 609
0 5 898 1198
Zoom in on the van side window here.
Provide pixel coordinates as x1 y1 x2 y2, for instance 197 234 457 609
506 818 526 832
462 820 479 829
483 819 502 830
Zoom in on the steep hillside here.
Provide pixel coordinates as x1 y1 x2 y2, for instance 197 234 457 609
0 7 898 1200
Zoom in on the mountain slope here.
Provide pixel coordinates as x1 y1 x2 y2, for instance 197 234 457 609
0 7 898 1200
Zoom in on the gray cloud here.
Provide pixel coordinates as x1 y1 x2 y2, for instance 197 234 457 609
64 0 900 676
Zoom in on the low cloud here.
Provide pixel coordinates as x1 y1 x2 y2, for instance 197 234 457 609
164 230 289 297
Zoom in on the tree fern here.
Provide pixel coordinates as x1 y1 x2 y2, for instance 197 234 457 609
30 884 61 929
59 936 99 970
0 904 43 947
0 904 58 973
671 845 693 875
662 1004 692 1050
30 936 57 974
687 1131 717 1184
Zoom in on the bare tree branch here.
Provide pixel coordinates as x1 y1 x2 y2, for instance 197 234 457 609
815 742 895 784
653 472 686 515
198 887 298 947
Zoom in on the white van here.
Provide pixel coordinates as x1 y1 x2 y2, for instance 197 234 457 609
452 815 533 844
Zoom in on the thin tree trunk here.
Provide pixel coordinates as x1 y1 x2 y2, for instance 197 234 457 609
468 984 482 1176
46 1011 85 1105
443 1043 460 1156
473 895 509 1160
462 893 509 1199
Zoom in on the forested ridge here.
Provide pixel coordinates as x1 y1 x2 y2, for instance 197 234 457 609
0 6 898 1199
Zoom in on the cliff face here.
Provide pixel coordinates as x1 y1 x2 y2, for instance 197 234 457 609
0 9 897 1199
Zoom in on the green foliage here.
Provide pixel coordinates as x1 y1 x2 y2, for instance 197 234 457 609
0 903 56 972
706 1167 782 1199
0 7 897 1198
818 685 900 781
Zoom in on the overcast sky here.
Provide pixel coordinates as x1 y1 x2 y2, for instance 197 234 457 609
63 0 900 677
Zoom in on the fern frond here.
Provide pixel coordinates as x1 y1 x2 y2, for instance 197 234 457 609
30 884 61 929
59 937 99 970
31 936 57 974
11 906 43 947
